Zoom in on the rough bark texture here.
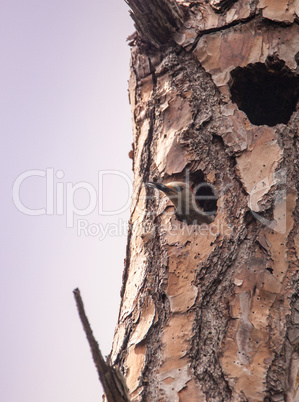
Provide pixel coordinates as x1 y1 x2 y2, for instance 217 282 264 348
111 1 299 400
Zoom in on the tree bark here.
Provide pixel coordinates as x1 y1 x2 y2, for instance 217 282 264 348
111 1 299 400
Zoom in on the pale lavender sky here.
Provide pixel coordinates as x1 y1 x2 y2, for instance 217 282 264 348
0 1 134 401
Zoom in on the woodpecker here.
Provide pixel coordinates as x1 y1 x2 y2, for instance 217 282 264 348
146 181 216 225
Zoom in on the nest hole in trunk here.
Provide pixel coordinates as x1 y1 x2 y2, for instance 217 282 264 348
228 56 299 127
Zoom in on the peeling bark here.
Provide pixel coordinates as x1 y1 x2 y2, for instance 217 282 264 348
111 1 299 400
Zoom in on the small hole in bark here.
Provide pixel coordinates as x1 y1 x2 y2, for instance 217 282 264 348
229 57 299 126
266 267 274 274
190 171 218 214
194 183 218 214
161 293 167 303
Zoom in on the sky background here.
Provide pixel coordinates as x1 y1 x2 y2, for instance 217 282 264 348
0 1 134 401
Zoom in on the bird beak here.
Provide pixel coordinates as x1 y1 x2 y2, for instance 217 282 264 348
145 182 174 195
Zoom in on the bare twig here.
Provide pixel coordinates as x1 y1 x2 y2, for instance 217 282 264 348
73 288 130 402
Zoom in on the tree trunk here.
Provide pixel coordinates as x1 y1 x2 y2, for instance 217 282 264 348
111 1 299 400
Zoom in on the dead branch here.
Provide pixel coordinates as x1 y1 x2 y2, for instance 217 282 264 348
73 288 130 402
125 0 185 48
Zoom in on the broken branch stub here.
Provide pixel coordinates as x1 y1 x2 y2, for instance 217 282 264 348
125 0 185 48
73 288 130 402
